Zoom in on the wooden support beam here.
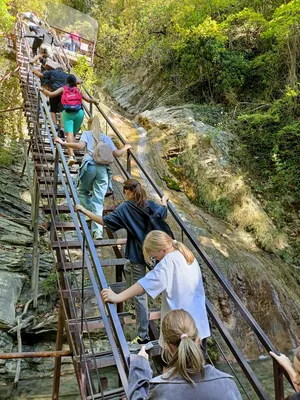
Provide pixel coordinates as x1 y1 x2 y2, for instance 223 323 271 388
0 350 72 359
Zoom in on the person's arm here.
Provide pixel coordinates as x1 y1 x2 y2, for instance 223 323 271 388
29 54 40 64
148 197 169 220
75 204 104 225
128 351 152 400
101 283 144 304
270 352 298 391
81 92 98 104
113 144 132 158
39 87 63 97
32 69 44 78
54 137 86 150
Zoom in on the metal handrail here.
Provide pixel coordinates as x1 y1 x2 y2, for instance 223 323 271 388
17 17 131 398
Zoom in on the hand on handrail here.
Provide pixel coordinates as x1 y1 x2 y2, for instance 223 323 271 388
161 195 169 206
54 137 64 145
75 204 86 213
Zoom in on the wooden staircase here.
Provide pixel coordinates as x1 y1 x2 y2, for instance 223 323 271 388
15 17 162 400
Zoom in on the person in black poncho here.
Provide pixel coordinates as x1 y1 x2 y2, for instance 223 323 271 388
75 179 169 345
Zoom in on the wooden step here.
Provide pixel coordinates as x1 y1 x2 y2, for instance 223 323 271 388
68 309 161 333
32 153 55 160
47 221 91 231
58 257 127 271
52 238 127 249
74 340 160 370
61 282 127 298
40 189 113 199
40 189 74 198
43 205 117 214
32 153 83 163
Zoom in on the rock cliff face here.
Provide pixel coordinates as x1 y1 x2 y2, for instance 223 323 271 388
0 162 65 398
106 76 300 357
0 166 32 328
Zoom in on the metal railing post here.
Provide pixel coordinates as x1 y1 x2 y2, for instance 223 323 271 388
273 361 285 400
127 150 132 175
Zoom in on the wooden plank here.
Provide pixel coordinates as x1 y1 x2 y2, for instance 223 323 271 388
74 340 161 370
52 238 127 249
61 282 127 298
68 310 161 333
44 205 118 214
58 258 127 271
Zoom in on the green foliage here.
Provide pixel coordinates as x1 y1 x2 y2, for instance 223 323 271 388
41 271 58 300
0 0 14 32
0 142 19 166
72 55 96 89
0 40 25 166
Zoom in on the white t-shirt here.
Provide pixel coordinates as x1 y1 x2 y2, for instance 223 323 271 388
80 130 117 162
138 250 210 342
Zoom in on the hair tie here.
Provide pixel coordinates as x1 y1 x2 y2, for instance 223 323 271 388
173 239 177 245
180 334 188 340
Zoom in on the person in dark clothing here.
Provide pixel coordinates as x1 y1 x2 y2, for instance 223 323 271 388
26 25 43 56
26 26 59 58
33 65 69 136
30 46 52 88
75 179 169 344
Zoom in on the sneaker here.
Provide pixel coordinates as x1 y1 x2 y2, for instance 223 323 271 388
130 336 150 346
93 231 103 240
67 155 76 166
58 128 65 139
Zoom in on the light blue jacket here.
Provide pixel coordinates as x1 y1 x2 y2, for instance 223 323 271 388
128 355 242 400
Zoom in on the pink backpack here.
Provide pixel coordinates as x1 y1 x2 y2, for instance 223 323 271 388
61 86 82 113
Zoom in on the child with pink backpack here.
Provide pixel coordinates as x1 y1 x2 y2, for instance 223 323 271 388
40 74 98 166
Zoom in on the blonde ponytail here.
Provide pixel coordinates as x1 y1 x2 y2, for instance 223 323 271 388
172 239 194 264
89 115 102 136
143 231 194 265
162 309 204 384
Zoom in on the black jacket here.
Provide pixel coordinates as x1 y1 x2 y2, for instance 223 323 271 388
103 200 167 264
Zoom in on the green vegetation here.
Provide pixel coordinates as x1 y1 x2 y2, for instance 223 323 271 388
91 0 299 262
0 40 25 166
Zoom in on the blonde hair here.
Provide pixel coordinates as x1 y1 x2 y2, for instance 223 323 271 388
162 309 204 384
143 230 194 266
88 115 102 136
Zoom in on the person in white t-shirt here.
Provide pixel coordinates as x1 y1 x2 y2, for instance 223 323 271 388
54 115 131 239
101 230 210 348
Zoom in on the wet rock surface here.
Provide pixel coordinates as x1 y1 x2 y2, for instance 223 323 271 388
103 86 300 358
